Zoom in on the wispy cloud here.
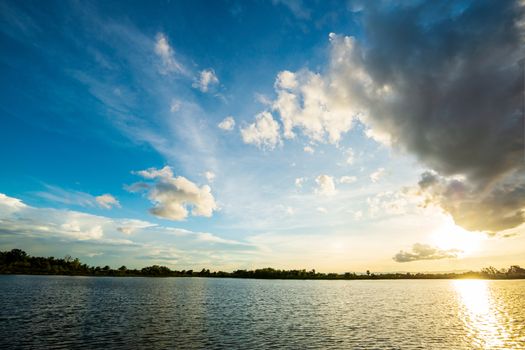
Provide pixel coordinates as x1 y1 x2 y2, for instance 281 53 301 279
36 185 120 210
154 33 187 75
192 69 219 92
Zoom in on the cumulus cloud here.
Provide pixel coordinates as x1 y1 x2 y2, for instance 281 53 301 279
393 243 462 263
267 1 525 233
193 69 219 92
218 116 235 131
315 175 336 196
370 168 385 183
134 166 217 221
241 111 281 149
272 69 356 143
95 194 120 209
154 33 186 74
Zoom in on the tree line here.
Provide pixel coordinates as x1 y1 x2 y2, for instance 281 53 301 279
1 249 524 279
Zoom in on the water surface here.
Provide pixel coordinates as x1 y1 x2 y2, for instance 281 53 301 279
1 276 524 349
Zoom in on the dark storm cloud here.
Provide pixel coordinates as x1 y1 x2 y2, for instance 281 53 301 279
393 243 461 263
352 0 524 232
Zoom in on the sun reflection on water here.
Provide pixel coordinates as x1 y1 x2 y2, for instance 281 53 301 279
453 280 510 349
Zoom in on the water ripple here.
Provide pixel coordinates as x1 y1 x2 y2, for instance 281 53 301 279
0 276 524 349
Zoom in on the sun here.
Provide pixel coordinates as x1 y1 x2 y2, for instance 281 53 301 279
430 218 486 256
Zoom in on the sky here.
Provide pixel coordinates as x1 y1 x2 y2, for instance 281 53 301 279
0 0 524 273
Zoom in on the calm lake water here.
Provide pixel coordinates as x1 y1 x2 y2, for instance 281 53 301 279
0 276 524 349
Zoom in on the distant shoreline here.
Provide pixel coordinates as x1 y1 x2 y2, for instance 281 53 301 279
2 249 525 280
2 273 525 281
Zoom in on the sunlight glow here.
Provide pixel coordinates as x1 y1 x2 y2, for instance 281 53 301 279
431 218 485 255
453 280 510 348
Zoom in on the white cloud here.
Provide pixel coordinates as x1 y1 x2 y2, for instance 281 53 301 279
0 193 26 213
303 146 314 154
275 70 298 90
193 69 219 92
315 175 336 196
95 194 120 209
134 166 217 221
240 111 281 150
317 207 328 214
154 33 186 75
339 176 357 184
295 177 307 188
0 193 254 268
271 66 358 144
204 171 216 183
370 168 385 183
218 116 235 131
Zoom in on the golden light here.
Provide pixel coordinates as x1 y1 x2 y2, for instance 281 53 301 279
453 280 510 348
430 218 485 255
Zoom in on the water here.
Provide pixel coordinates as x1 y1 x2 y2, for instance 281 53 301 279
0 276 524 349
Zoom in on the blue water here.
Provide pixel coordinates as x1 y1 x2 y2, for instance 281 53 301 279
0 276 524 349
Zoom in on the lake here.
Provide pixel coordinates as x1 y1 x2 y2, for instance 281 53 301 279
0 276 524 349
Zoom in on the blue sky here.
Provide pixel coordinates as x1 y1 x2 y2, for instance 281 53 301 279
1 0 524 272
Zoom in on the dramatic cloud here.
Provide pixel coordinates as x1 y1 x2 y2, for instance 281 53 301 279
218 116 235 131
417 171 525 234
315 175 336 196
193 69 219 92
393 243 462 263
95 194 120 209
268 0 525 233
154 33 186 74
241 111 281 149
134 166 217 221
